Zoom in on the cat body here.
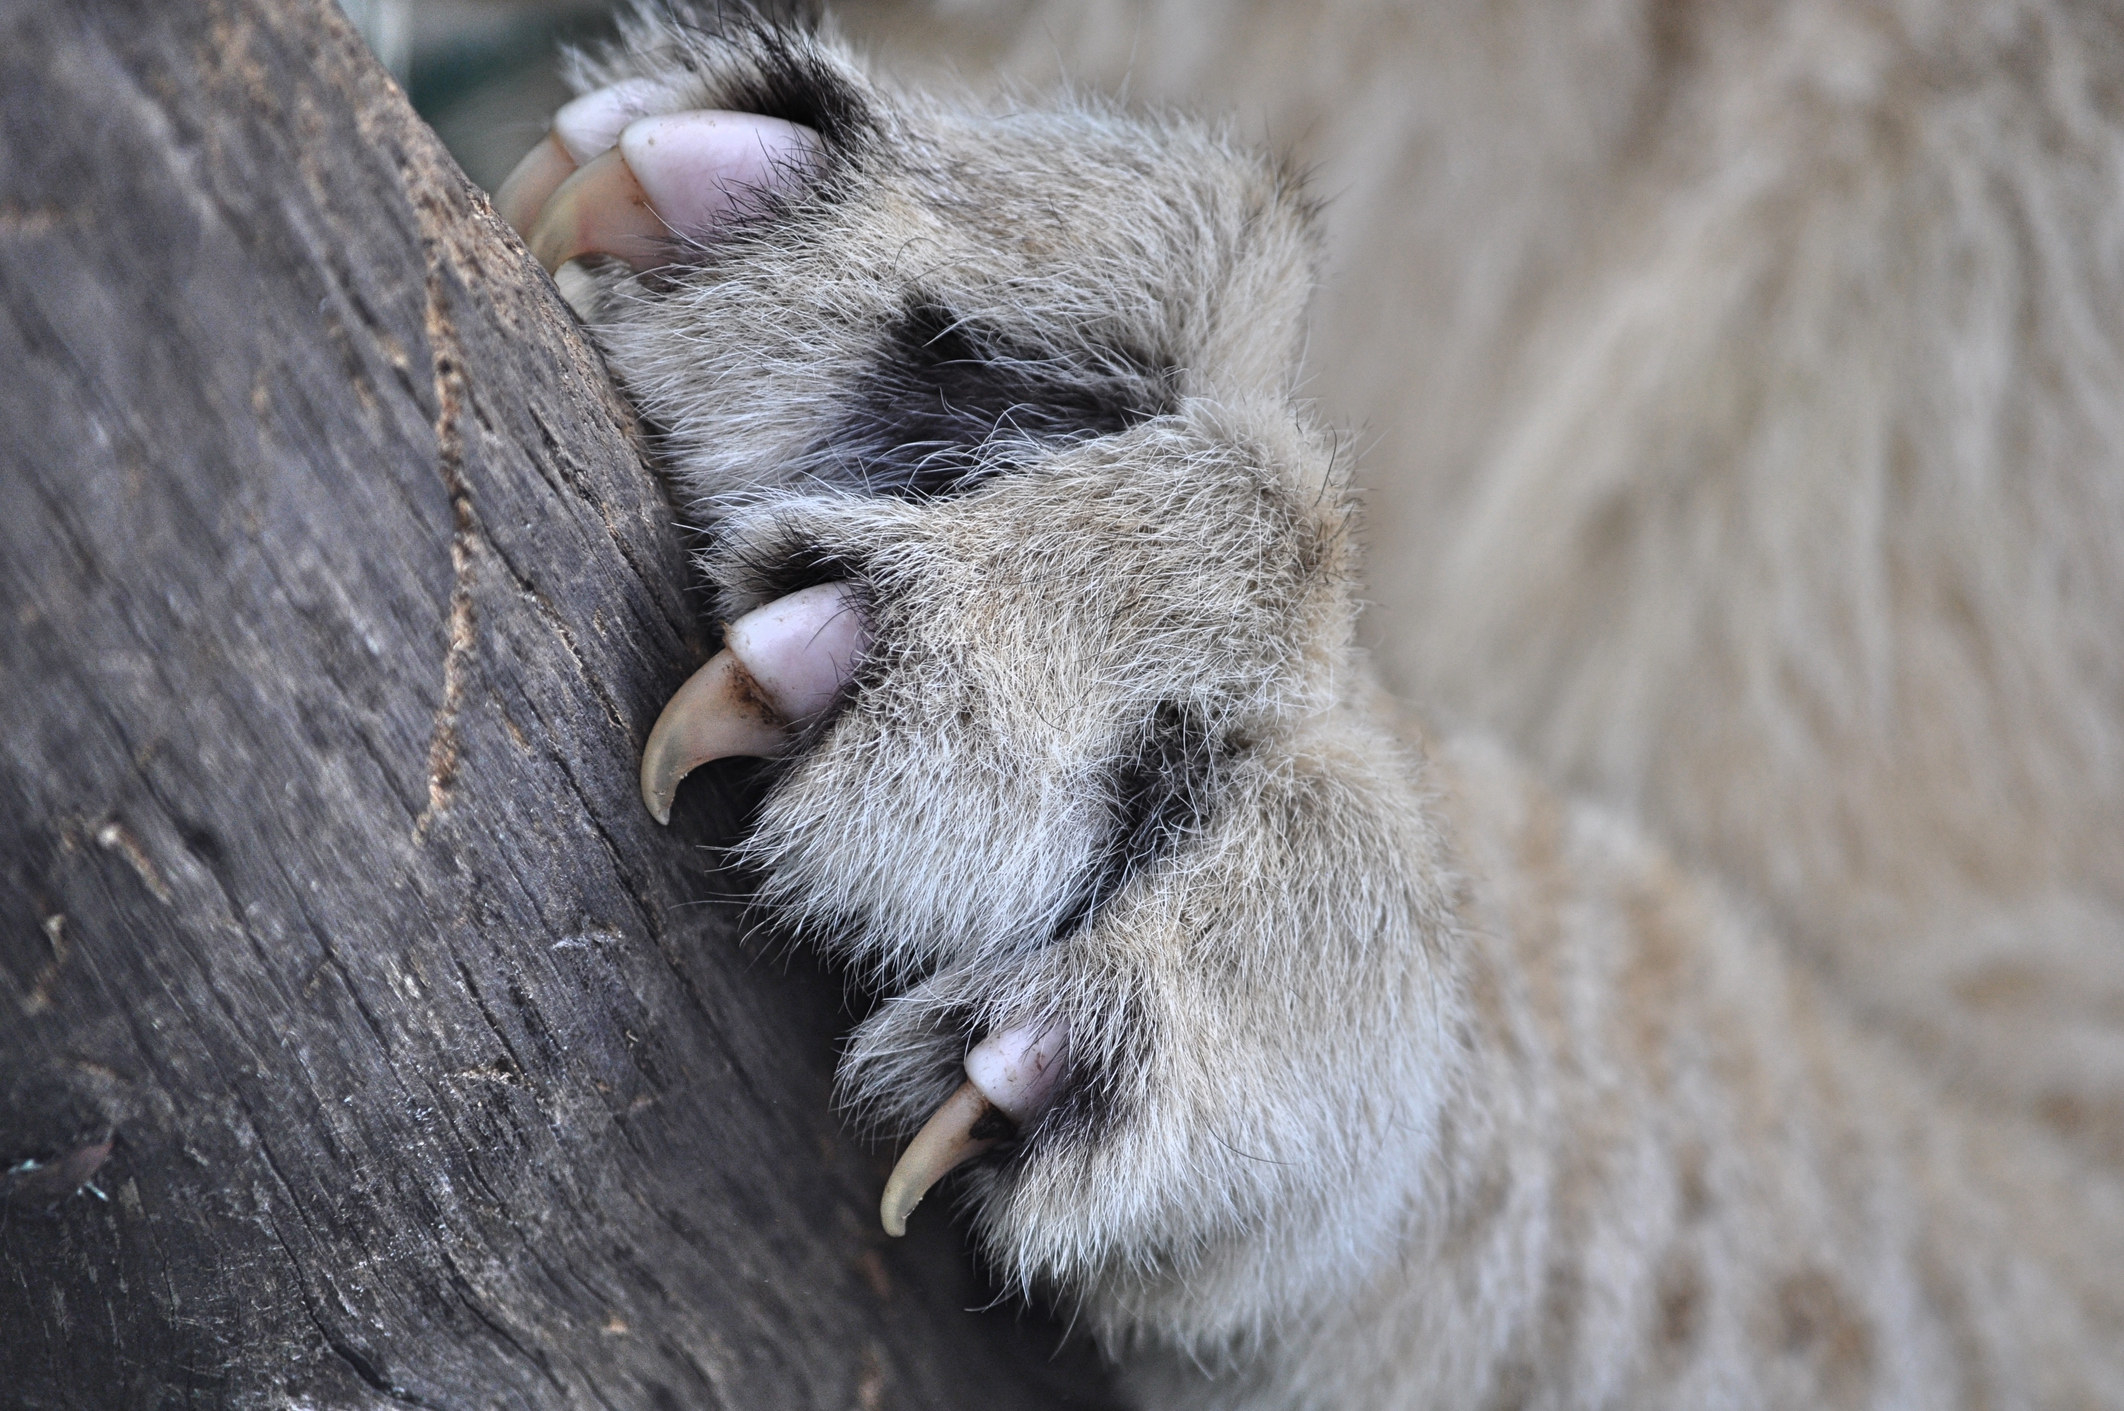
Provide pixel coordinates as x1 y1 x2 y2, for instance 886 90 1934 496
500 3 2124 1402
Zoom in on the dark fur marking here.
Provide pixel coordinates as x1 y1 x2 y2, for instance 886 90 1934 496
967 709 1219 1157
1018 993 1157 1158
713 533 865 608
968 1107 1018 1143
1774 1269 1875 1399
718 34 876 156
817 300 1175 496
1054 703 1224 939
646 2 877 154
1656 1252 1705 1358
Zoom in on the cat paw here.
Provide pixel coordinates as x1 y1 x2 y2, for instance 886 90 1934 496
499 4 1461 1342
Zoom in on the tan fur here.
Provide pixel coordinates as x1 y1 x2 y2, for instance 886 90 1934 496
532 4 2124 1404
845 0 2124 1173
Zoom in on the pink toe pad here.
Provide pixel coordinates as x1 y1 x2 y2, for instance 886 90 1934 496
723 583 865 723
552 78 679 164
965 1023 1071 1126
619 111 821 240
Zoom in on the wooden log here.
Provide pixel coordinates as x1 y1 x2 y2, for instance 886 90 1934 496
0 1 1114 1405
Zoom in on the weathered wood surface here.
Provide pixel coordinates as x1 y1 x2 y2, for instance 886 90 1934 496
0 1 1114 1406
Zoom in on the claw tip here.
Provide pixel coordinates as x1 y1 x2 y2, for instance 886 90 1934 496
640 748 676 825
879 1080 998 1238
638 649 789 824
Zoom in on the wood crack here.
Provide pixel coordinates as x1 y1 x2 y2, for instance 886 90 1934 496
414 262 479 843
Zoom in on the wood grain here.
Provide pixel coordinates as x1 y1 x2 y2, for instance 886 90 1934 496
0 1 1115 1405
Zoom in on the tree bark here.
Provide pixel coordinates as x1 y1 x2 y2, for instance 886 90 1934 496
0 1 1115 1406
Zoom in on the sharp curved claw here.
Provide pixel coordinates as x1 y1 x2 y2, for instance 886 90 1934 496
880 1080 1002 1238
640 583 866 825
517 109 823 275
495 78 684 246
878 1023 1073 1236
639 651 787 825
526 146 663 274
494 131 575 237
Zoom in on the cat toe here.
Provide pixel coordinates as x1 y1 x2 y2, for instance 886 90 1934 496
640 581 864 822
500 95 820 271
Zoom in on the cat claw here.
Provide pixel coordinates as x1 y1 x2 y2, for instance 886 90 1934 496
879 1080 997 1239
493 131 575 237
640 582 865 824
501 101 820 272
881 1022 1070 1236
494 78 679 234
